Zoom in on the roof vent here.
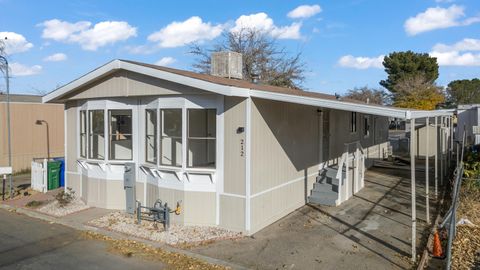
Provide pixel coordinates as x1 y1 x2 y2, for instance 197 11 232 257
211 51 243 79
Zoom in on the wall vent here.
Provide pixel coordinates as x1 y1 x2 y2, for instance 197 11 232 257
211 51 243 80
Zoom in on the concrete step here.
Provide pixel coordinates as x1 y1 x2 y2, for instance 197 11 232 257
313 182 339 193
316 167 340 185
310 190 339 199
308 193 338 206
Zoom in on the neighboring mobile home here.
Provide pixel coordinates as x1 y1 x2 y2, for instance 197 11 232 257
43 57 444 234
456 104 480 145
0 94 64 172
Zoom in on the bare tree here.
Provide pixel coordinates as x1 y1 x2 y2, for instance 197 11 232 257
189 28 306 89
344 86 388 105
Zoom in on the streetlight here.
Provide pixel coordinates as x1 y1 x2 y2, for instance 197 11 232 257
36 120 50 161
0 36 13 199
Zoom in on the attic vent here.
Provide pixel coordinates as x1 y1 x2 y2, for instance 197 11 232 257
211 51 243 79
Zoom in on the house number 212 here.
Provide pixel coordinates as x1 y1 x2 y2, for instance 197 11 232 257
240 139 245 157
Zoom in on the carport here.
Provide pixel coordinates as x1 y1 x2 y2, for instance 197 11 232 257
363 108 455 261
246 93 455 262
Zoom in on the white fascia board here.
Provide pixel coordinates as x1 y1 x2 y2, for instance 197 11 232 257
409 109 455 119
118 61 249 97
249 90 409 119
43 60 121 103
43 60 250 103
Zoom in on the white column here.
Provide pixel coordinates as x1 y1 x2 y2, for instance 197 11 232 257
425 117 430 224
434 116 438 199
410 118 416 261
440 117 444 187
245 97 252 233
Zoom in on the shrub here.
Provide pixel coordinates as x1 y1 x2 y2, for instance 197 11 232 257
55 187 75 207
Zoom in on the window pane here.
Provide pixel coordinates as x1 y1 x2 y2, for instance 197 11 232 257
109 110 132 160
145 109 157 163
187 109 216 168
161 109 182 167
80 111 87 158
89 110 104 159
364 116 370 137
188 109 216 138
162 109 182 137
188 139 216 168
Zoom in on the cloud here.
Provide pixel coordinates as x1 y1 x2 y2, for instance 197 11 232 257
337 55 384 69
430 38 480 66
287 4 322 19
155 57 176 66
231 12 302 39
432 38 480 52
43 53 67 62
40 19 137 50
0 32 33 54
431 50 480 66
9 63 42 76
148 16 223 48
404 5 480 36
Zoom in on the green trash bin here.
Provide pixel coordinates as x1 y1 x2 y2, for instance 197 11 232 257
47 161 62 190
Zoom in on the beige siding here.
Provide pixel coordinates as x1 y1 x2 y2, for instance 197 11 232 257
184 191 216 226
64 70 209 100
219 195 245 232
136 182 145 204
223 96 246 195
66 172 81 194
0 102 64 172
249 99 390 234
250 98 320 195
250 173 317 233
65 101 78 172
413 125 438 158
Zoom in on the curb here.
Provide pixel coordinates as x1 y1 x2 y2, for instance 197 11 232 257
0 203 250 270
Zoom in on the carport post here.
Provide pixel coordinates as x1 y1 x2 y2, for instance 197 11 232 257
440 117 444 186
434 116 438 199
425 117 430 224
410 118 416 261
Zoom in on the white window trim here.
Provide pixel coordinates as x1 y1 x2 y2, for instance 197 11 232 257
140 95 224 182
77 98 137 164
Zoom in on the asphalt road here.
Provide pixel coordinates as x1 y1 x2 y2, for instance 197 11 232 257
0 209 164 270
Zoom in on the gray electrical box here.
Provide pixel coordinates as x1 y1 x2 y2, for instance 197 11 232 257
124 162 136 214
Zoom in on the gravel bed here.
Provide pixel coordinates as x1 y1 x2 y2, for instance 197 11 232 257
37 197 90 217
88 211 242 246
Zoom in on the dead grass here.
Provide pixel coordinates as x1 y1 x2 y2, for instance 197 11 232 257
82 231 229 270
451 179 480 270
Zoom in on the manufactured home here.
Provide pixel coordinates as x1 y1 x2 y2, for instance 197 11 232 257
43 57 449 234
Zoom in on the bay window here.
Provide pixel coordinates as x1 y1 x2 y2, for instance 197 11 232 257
80 110 87 158
187 109 216 168
160 109 182 167
109 110 133 160
88 110 105 159
145 109 157 163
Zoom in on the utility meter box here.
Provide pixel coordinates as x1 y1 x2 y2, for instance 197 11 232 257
124 162 136 214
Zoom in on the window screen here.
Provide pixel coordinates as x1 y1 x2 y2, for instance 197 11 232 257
145 109 157 164
187 109 216 168
88 110 105 159
160 109 182 167
109 110 133 160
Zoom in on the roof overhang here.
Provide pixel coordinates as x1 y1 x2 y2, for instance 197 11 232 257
42 59 249 103
43 59 455 120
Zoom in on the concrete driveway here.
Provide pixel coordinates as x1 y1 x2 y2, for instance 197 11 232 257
190 166 436 270
0 209 164 270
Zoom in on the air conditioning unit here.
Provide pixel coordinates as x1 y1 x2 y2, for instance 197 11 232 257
211 51 243 79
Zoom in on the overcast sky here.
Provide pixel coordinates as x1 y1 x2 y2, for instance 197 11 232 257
1 0 480 95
